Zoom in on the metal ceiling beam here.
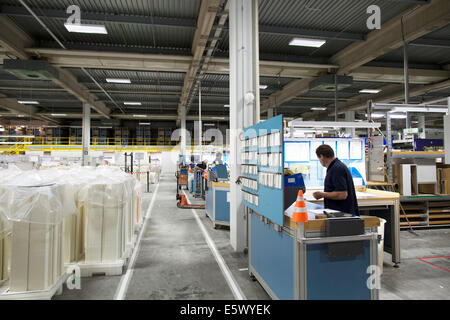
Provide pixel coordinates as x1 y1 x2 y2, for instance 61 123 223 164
330 0 450 75
0 15 33 60
34 112 229 121
1 4 365 42
260 0 450 114
0 16 112 119
0 93 59 124
176 0 222 124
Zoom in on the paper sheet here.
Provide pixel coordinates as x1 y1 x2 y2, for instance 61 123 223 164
285 142 309 162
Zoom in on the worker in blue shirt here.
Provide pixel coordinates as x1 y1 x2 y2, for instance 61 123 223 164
195 159 208 171
312 144 359 216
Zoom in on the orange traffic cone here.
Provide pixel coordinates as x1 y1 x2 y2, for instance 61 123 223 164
204 171 208 180
292 190 308 223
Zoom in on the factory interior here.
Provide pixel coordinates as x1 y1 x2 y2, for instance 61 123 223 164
0 0 449 305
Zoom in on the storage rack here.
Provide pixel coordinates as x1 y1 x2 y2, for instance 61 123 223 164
400 195 450 228
69 128 82 145
45 128 61 145
144 128 151 145
114 128 122 145
136 127 144 145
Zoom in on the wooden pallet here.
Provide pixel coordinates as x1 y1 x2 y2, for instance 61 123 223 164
66 260 125 277
0 274 67 300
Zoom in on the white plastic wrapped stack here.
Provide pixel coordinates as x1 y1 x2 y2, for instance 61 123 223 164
0 166 142 293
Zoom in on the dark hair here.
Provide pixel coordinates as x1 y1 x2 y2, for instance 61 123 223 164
316 144 335 159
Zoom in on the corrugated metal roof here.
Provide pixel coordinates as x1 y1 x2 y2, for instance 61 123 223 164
258 0 414 34
2 0 202 19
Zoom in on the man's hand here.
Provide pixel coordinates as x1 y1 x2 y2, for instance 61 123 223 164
313 191 324 200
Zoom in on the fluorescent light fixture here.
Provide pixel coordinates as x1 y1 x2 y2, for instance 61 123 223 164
139 122 151 125
289 37 326 48
359 89 381 94
412 121 419 124
391 106 448 113
366 113 385 118
224 104 230 108
133 114 147 118
18 100 39 104
211 117 225 120
390 114 407 119
106 78 131 84
311 107 327 111
0 128 4 132
51 113 67 117
124 102 142 105
259 85 268 90
64 23 107 34
204 123 215 127
17 114 25 117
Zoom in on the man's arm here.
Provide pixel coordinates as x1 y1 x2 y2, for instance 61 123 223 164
313 191 348 200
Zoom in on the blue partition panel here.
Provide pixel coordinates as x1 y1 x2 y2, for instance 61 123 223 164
215 189 230 222
306 241 371 300
250 213 294 300
242 115 284 226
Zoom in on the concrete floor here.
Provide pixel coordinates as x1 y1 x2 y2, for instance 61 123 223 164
54 173 449 300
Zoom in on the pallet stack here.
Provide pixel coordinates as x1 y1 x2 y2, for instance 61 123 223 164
157 129 165 145
69 128 82 145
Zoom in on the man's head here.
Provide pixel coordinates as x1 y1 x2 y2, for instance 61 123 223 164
316 144 336 168
215 152 222 159
203 159 208 165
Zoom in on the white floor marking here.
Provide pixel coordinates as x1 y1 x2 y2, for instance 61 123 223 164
182 190 247 300
114 182 160 300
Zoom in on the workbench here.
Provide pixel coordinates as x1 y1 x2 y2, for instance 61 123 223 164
248 202 381 300
205 182 230 229
304 188 401 267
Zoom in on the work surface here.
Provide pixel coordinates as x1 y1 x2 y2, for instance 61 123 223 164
304 188 400 202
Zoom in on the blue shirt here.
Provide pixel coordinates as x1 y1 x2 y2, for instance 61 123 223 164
324 158 359 216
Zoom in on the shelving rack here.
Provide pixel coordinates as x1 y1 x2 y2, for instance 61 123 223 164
400 195 450 228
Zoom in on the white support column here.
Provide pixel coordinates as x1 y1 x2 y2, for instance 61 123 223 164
181 106 187 157
345 111 355 136
199 83 202 156
267 108 274 119
82 103 91 166
445 97 450 165
418 115 426 139
229 0 258 252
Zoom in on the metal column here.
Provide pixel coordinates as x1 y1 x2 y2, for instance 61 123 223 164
445 97 450 165
345 111 355 136
418 115 426 139
181 106 187 157
403 43 411 129
267 108 274 119
82 103 90 166
386 113 393 183
334 74 338 122
199 83 202 155
229 0 258 252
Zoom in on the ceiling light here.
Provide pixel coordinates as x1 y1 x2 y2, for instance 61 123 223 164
289 37 326 48
390 114 407 119
366 113 385 118
17 115 25 117
18 101 39 104
212 117 225 120
51 113 67 117
106 78 131 84
259 85 268 90
139 122 151 126
133 115 147 118
204 123 215 127
359 89 381 94
64 23 107 34
311 107 327 111
224 105 230 108
124 102 142 105
391 106 448 113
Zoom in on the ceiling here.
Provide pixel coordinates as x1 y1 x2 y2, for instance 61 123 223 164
0 0 449 130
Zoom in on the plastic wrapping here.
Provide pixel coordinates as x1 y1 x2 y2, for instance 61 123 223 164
0 166 141 240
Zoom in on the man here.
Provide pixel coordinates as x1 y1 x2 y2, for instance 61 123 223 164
194 159 208 171
213 152 223 165
312 144 359 216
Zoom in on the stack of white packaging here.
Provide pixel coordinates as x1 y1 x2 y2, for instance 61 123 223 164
0 166 142 292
